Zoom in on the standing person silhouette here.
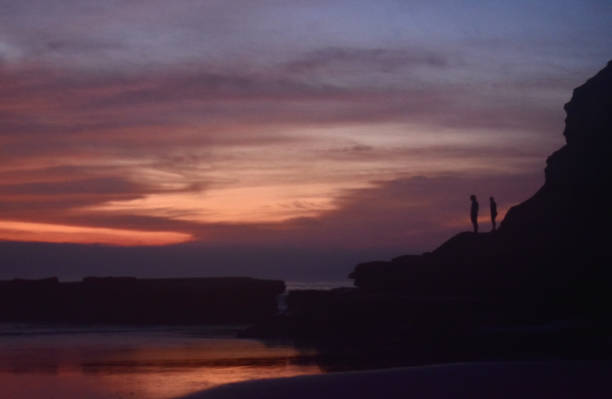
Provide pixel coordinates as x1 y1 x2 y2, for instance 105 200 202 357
490 197 498 231
470 195 479 233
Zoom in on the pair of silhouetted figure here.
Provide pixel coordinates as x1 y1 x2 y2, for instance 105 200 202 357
470 195 497 233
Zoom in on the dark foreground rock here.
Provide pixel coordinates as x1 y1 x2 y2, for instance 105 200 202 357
244 61 612 370
0 277 284 324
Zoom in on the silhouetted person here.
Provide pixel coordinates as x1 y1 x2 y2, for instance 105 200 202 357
470 195 479 233
490 196 498 231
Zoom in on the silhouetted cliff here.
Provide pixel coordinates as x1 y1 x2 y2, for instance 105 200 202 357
350 61 612 321
0 277 284 324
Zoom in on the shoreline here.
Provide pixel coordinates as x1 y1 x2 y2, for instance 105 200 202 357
180 361 612 399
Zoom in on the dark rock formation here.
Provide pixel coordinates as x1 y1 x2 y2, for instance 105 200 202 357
0 277 284 324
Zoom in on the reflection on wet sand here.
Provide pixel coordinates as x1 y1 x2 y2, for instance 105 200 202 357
0 326 321 399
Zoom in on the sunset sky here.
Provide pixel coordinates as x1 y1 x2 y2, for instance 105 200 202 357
1 1 611 280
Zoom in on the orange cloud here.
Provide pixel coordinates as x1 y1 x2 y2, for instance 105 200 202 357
0 221 192 246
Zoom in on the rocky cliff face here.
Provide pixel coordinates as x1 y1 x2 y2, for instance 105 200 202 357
561 61 612 148
502 60 612 238
350 61 612 318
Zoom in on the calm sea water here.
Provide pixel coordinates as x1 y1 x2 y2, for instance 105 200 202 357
0 324 321 399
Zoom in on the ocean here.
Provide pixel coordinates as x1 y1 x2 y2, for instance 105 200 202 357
0 323 321 399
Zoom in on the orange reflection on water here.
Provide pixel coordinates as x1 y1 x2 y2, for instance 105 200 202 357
0 328 321 399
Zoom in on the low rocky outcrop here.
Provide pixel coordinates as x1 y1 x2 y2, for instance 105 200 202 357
0 277 285 324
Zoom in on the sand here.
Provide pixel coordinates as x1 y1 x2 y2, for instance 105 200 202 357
179 361 611 399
